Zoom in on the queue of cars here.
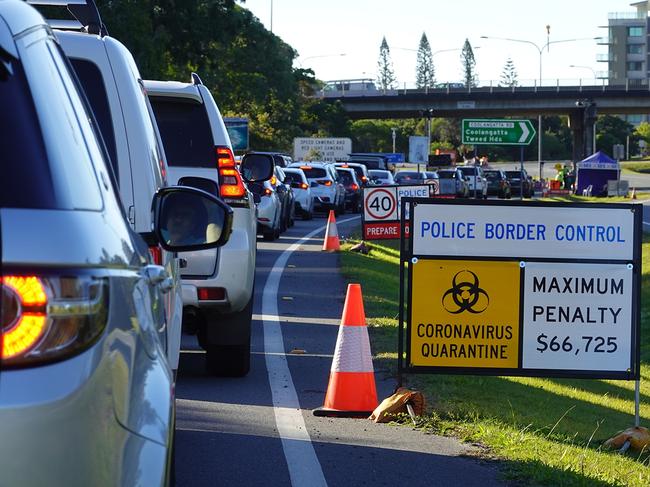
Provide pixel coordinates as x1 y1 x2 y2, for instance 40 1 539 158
0 1 275 485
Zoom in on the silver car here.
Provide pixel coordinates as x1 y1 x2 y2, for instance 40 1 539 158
0 3 234 485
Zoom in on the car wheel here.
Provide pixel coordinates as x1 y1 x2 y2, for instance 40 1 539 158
203 297 253 377
263 228 276 241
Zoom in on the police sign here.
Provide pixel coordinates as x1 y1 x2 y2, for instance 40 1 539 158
362 184 434 240
399 198 641 380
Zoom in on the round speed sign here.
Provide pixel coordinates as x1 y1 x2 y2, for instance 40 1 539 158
364 188 397 220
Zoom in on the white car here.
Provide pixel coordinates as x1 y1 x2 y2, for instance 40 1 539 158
289 162 345 215
145 77 267 376
368 169 395 185
54 9 185 375
251 179 283 240
457 165 489 199
283 167 314 219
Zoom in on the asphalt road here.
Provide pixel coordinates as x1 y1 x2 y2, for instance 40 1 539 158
174 212 507 486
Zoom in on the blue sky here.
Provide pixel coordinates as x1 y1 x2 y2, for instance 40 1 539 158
242 0 635 86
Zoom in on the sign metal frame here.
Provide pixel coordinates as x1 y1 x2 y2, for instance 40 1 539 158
398 197 642 380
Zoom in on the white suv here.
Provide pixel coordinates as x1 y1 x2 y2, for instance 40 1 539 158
145 77 262 376
457 165 488 199
46 7 185 374
288 162 345 214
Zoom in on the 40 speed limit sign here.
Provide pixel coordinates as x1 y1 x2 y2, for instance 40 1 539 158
362 185 432 240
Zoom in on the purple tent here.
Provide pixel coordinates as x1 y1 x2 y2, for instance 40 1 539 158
575 151 620 196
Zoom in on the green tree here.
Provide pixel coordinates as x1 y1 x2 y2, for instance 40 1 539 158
634 121 650 144
499 58 518 87
460 39 478 88
415 32 435 89
377 36 397 91
596 115 639 157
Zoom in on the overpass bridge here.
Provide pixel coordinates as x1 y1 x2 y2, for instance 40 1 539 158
320 84 650 161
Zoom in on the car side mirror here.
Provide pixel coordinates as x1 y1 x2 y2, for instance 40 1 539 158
240 153 274 183
152 186 233 252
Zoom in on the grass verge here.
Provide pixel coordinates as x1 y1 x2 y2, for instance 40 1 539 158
340 237 650 486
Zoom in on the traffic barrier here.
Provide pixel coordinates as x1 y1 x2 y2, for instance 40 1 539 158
322 210 340 251
313 283 378 417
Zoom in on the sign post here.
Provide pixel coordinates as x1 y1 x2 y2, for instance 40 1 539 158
399 199 641 384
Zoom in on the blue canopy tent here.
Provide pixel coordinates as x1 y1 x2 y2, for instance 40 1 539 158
575 151 620 196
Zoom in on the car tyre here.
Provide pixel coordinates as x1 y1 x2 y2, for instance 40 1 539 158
203 297 253 377
205 342 251 377
263 228 276 241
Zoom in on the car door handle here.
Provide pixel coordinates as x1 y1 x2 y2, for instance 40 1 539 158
143 265 174 293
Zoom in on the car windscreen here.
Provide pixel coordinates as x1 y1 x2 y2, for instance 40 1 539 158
437 171 456 179
484 171 502 181
149 97 215 168
337 171 355 185
369 170 389 178
298 167 327 179
505 171 522 179
283 172 304 183
355 159 382 170
396 172 423 180
458 167 477 176
1 45 102 211
0 57 53 209
69 58 118 179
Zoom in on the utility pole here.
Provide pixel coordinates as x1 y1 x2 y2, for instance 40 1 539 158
391 128 397 153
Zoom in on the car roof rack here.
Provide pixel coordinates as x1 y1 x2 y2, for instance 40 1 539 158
26 0 108 36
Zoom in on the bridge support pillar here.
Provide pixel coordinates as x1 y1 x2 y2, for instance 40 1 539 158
570 100 597 162
569 111 585 162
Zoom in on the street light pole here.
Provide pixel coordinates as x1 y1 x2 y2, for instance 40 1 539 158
480 34 603 181
391 127 397 153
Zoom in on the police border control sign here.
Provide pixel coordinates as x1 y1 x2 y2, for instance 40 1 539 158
398 198 641 380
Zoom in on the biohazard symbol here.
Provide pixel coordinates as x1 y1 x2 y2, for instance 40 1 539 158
442 270 489 314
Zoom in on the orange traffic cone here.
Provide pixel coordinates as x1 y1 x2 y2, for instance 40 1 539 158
313 284 378 417
322 209 340 251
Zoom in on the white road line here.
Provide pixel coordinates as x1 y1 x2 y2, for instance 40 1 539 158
262 216 360 487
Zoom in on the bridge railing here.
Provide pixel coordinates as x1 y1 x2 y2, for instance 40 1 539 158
318 78 650 97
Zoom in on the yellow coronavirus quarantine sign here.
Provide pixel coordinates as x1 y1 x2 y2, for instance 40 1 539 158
410 259 520 368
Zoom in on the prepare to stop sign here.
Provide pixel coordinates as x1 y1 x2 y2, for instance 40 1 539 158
365 188 398 220
362 185 432 240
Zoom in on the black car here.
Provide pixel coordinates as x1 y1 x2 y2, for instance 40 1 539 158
505 169 533 198
335 167 362 212
483 169 512 199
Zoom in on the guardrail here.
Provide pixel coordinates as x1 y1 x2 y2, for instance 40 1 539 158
319 78 650 97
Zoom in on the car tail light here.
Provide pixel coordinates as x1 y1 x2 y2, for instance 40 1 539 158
216 146 246 199
361 176 368 183
300 182 308 190
351 184 359 191
1 274 108 367
270 175 277 186
148 245 163 265
198 287 225 301
264 187 273 196
318 180 332 186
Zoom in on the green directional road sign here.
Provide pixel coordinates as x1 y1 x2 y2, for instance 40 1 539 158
462 119 536 146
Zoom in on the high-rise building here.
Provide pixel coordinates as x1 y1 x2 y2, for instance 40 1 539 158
601 1 649 124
